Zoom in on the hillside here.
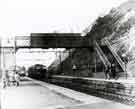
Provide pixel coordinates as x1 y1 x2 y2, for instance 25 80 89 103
48 0 135 77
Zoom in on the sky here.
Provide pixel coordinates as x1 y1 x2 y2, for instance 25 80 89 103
0 0 128 38
0 0 132 68
16 48 65 68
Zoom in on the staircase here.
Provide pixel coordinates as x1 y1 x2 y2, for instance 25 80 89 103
102 38 125 72
94 41 111 67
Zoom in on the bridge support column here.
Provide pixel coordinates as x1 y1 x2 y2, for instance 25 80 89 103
1 47 16 79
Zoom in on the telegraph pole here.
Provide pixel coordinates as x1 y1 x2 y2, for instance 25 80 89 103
14 37 16 71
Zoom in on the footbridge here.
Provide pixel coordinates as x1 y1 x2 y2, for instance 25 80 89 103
1 33 125 75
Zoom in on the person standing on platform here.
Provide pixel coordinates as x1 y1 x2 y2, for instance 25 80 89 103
15 71 20 86
72 64 77 76
105 65 111 80
2 69 8 88
111 64 116 80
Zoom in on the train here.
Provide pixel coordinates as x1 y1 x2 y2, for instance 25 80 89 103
27 64 48 80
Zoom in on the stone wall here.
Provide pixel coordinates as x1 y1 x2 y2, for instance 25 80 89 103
48 75 135 105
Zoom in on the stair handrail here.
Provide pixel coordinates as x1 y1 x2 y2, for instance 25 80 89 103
94 41 111 67
103 38 125 71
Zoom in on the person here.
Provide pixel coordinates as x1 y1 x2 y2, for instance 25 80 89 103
2 70 8 88
14 72 20 86
2 76 7 88
105 65 111 79
72 64 77 76
111 64 116 80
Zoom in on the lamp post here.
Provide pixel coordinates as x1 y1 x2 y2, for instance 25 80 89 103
122 54 127 80
14 37 16 72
